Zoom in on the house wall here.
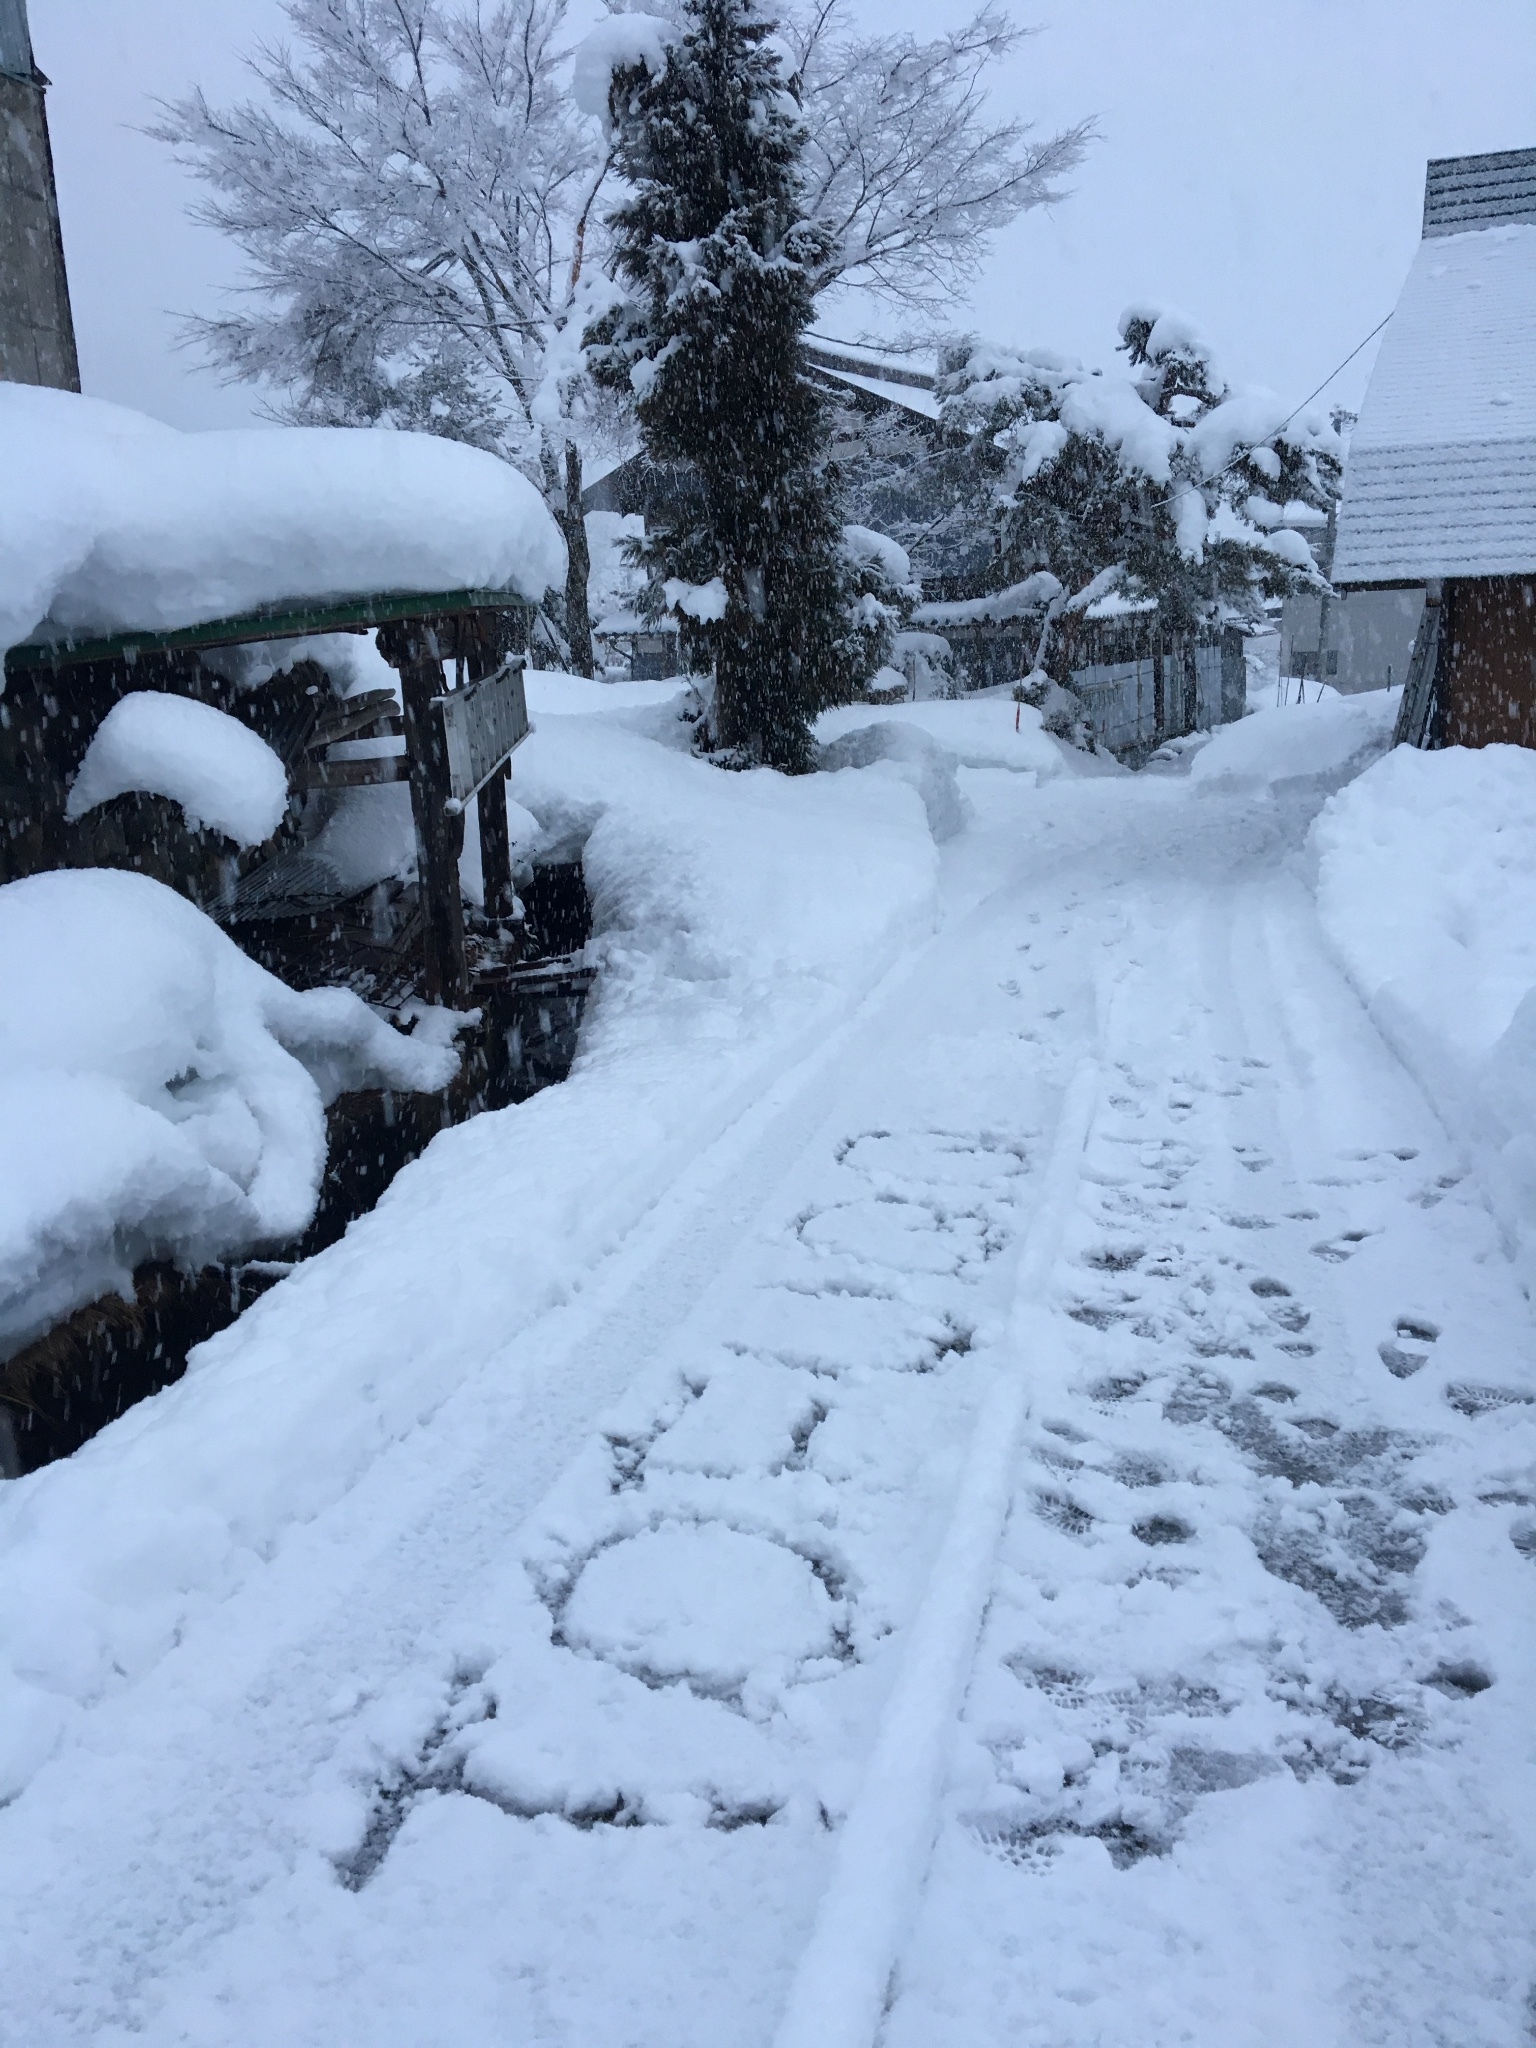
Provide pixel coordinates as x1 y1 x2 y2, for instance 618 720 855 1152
1440 576 1536 748
0 24 80 393
1280 588 1424 693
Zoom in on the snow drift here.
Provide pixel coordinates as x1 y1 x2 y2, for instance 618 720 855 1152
0 868 459 1359
0 383 566 661
1313 741 1536 1291
1189 689 1397 793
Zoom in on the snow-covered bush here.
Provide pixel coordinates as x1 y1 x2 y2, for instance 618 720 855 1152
841 524 920 684
0 868 459 1357
933 307 1341 668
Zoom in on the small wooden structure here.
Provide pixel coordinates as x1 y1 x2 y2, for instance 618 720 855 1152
3 588 548 1007
1 588 595 1473
1332 148 1536 749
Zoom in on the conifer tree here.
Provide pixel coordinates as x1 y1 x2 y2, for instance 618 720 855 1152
588 0 857 770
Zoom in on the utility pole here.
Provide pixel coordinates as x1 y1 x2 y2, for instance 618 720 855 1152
0 0 81 391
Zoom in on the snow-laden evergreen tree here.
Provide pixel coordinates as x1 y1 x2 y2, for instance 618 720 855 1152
934 306 1342 674
588 0 859 769
159 0 1085 685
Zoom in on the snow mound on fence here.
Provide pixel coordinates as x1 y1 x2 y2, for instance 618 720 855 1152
65 692 289 846
0 868 458 1359
1312 741 1536 1290
0 382 565 660
1189 689 1397 791
817 695 1101 779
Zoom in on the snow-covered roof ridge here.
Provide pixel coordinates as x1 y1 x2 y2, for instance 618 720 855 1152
1333 212 1536 585
0 384 566 662
1423 147 1536 237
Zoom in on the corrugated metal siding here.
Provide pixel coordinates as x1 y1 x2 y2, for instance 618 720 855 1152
1424 148 1536 236
1072 659 1158 753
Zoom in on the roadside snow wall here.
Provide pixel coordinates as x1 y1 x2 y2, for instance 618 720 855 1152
0 867 459 1358
1312 742 1536 1293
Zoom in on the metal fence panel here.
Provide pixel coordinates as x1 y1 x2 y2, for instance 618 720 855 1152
1070 657 1159 753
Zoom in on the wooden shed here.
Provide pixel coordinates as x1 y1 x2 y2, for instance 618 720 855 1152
1332 148 1536 748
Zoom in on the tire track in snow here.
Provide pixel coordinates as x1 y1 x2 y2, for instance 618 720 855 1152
771 1058 1099 2048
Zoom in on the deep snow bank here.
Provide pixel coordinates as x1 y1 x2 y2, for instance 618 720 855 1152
0 703 941 1803
1312 742 1536 1289
817 695 1081 779
0 383 565 659
0 869 457 1360
1189 688 1397 792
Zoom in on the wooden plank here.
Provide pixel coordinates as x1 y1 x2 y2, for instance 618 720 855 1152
301 753 410 789
6 588 531 677
376 620 469 1008
307 690 405 751
434 657 530 806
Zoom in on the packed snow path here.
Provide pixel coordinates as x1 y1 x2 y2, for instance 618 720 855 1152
4 751 1535 2047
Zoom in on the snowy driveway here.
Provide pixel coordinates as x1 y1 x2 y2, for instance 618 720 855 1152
2 732 1534 2047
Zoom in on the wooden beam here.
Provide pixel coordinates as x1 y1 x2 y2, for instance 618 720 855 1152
376 618 469 1009
463 618 519 926
6 587 533 678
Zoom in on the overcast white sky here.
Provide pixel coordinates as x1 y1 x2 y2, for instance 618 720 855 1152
29 0 1536 431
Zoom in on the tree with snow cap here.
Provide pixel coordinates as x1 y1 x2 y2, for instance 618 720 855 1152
937 306 1341 680
587 0 862 769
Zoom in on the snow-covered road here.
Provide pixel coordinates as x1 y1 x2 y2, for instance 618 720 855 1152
4 727 1534 2047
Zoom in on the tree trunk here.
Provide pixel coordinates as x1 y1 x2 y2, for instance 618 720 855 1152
562 443 595 678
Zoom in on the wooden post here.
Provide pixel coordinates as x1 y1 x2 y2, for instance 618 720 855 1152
462 619 519 925
478 762 516 923
376 618 469 1008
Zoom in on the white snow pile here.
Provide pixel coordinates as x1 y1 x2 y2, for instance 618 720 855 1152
1188 688 1397 793
0 868 458 1360
818 720 967 841
0 383 565 661
1313 741 1536 1290
65 692 289 847
818 694 1100 780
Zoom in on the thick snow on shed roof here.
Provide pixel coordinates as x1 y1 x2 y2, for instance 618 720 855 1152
0 383 566 660
1332 220 1536 584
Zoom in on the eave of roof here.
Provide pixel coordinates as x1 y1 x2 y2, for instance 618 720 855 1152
4 586 532 677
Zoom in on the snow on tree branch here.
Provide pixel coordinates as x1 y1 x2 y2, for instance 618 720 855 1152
786 1 1093 305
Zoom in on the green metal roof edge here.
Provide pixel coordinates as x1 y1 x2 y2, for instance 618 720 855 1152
4 586 533 675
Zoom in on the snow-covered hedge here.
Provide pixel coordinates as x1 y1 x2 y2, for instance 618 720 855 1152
0 383 566 660
1312 742 1536 1292
0 868 459 1357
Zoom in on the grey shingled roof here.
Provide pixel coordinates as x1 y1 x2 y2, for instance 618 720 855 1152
1333 150 1536 586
